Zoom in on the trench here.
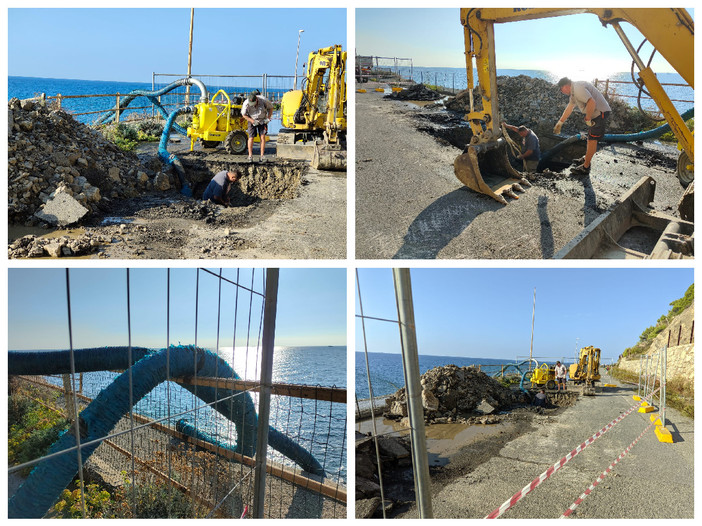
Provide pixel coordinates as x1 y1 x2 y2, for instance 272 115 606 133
178 151 307 204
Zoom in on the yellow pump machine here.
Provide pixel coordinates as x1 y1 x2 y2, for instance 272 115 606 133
456 8 694 204
187 89 267 155
277 45 347 170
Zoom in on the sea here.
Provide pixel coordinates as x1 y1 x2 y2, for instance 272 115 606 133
41 345 347 483
8 76 289 128
355 351 573 401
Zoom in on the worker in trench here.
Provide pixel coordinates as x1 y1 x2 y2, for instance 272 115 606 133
553 77 611 176
503 123 541 174
202 168 241 207
241 90 274 163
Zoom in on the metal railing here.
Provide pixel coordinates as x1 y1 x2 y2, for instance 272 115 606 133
8 268 346 519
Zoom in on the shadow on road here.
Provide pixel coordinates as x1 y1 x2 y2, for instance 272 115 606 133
393 188 500 259
537 195 554 258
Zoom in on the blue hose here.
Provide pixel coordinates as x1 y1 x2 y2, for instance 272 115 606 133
95 78 208 131
538 108 694 170
176 419 325 477
8 345 323 518
158 106 194 196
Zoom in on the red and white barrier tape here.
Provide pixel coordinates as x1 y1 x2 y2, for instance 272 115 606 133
485 389 659 519
560 421 655 518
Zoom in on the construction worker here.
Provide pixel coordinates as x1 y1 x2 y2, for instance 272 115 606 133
554 360 567 391
504 123 541 173
553 77 611 176
241 90 274 162
202 169 241 206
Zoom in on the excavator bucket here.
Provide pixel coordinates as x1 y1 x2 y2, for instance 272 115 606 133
312 141 347 171
454 139 531 205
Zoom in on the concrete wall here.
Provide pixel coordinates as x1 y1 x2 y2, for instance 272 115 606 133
617 304 694 384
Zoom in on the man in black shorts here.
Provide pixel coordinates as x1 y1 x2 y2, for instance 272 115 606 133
241 91 274 162
553 77 611 176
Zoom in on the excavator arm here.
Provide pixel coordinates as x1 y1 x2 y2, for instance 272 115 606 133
457 8 694 203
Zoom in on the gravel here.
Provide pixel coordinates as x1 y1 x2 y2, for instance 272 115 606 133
355 82 686 259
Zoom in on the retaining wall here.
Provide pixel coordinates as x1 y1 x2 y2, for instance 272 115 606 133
617 304 694 383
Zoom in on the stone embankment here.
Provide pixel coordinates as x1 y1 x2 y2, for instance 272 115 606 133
8 97 173 226
616 304 694 383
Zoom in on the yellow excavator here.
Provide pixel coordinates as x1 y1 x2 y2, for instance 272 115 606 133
569 346 601 395
277 44 347 170
456 8 694 205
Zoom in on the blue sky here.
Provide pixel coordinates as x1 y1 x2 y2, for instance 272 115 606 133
7 8 346 82
355 268 693 361
8 268 346 350
356 8 692 79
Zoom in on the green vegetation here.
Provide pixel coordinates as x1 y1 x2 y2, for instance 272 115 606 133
621 284 693 358
8 385 70 476
49 473 198 519
99 120 163 152
609 366 694 418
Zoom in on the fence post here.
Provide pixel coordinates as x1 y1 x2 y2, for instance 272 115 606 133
677 325 682 345
637 355 643 397
661 346 667 426
115 95 121 123
57 94 62 110
691 320 694 343
62 374 76 421
262 74 267 99
392 268 433 519
253 268 279 519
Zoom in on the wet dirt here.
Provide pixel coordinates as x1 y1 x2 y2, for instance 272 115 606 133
10 145 346 260
356 388 577 518
356 82 687 260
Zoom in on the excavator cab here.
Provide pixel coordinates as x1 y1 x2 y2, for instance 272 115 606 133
569 346 601 395
278 45 347 170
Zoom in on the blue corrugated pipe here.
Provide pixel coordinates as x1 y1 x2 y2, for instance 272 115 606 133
8 345 323 518
538 108 694 170
176 419 325 477
95 77 208 132
159 106 194 196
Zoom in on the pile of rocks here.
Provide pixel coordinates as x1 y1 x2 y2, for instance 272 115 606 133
445 75 649 139
385 83 443 101
8 97 174 226
384 364 519 425
8 232 111 259
355 433 412 518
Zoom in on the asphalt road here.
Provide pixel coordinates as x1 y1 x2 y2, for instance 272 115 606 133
355 84 685 260
399 371 694 519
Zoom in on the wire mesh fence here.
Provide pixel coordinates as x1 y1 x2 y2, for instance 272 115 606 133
8 268 346 519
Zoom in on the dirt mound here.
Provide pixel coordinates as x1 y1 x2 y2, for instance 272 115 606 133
384 364 521 424
384 83 442 101
445 75 653 139
8 97 173 226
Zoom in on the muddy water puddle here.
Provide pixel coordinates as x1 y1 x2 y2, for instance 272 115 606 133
8 225 87 243
356 416 516 467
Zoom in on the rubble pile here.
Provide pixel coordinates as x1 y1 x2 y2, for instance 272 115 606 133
8 232 110 259
355 433 413 518
384 364 520 425
8 97 173 226
385 83 443 101
445 75 650 139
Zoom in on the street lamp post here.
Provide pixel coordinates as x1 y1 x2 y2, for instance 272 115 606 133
294 29 304 90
